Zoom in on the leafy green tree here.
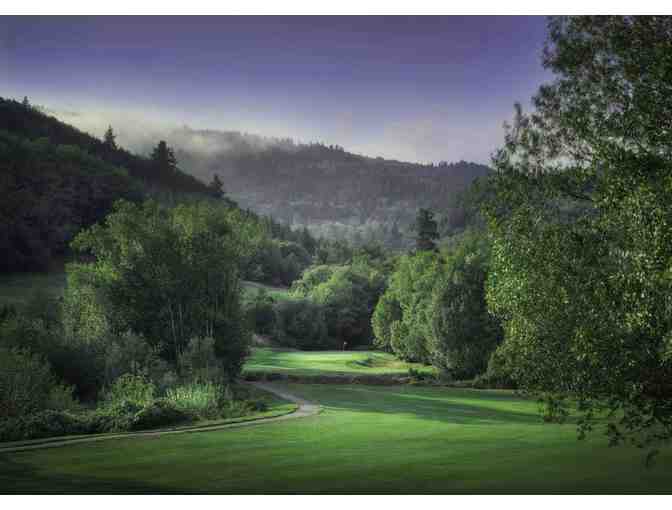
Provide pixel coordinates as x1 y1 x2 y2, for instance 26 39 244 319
69 199 260 380
430 230 502 378
373 251 443 362
371 292 402 352
415 208 439 252
485 16 672 450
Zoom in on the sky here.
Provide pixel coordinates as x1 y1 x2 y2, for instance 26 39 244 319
0 16 552 164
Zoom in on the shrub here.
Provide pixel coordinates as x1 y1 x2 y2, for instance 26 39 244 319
90 400 144 433
131 399 190 430
103 373 155 407
166 382 220 419
1 305 106 400
0 346 78 419
0 410 90 442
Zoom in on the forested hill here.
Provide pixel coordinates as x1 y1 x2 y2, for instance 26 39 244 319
0 97 209 195
0 97 214 272
147 126 493 245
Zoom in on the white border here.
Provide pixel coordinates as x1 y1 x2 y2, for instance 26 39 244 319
1 0 672 15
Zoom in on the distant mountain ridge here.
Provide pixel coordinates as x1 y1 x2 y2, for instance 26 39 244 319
151 126 492 244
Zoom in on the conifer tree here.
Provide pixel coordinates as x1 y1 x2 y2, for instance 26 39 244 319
415 208 439 252
103 125 117 151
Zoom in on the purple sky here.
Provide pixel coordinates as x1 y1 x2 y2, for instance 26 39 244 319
0 16 551 164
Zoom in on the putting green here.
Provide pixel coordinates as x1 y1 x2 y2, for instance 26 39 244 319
244 347 434 376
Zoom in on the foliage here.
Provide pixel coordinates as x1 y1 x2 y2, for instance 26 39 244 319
290 254 388 348
176 337 222 383
0 299 105 400
484 16 672 448
103 374 156 408
165 382 221 419
130 399 191 430
430 230 502 378
245 289 278 336
372 251 443 362
0 346 78 419
0 128 141 271
0 410 91 442
415 208 439 252
273 300 332 350
371 292 402 352
69 199 256 379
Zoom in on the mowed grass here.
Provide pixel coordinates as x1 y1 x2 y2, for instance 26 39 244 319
0 272 289 307
1 383 670 494
241 281 294 303
244 347 435 376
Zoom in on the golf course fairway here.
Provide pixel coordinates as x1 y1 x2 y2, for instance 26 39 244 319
1 384 670 494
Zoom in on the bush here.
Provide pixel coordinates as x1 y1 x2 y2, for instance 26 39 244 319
0 410 90 442
0 346 78 419
1 304 106 400
166 382 220 419
131 399 190 430
103 373 155 407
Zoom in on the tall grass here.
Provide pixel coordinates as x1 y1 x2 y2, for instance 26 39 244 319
166 382 220 418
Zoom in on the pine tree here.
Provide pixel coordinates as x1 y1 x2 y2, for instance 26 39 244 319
151 140 178 175
103 125 117 151
21 96 30 108
415 208 439 252
208 174 225 199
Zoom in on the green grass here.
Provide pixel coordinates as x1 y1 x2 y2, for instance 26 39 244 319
1 383 670 494
0 272 290 307
0 272 67 307
244 347 434 376
241 281 294 303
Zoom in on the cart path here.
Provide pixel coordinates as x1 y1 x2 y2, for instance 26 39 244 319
0 382 320 454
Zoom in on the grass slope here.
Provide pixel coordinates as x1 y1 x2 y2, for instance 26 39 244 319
2 384 670 494
241 281 294 303
0 272 290 307
244 348 434 376
0 272 67 307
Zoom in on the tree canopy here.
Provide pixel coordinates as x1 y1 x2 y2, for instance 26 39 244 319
485 16 672 450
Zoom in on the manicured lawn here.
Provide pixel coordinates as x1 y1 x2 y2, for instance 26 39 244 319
2 384 670 494
244 347 434 376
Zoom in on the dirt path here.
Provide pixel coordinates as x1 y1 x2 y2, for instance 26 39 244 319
0 382 320 454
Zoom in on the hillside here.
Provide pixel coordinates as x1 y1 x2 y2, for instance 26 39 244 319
137 126 493 247
0 98 215 271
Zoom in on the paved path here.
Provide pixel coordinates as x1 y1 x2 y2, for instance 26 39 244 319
0 382 320 454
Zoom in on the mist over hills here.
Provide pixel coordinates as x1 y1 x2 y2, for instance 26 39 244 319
138 125 492 245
